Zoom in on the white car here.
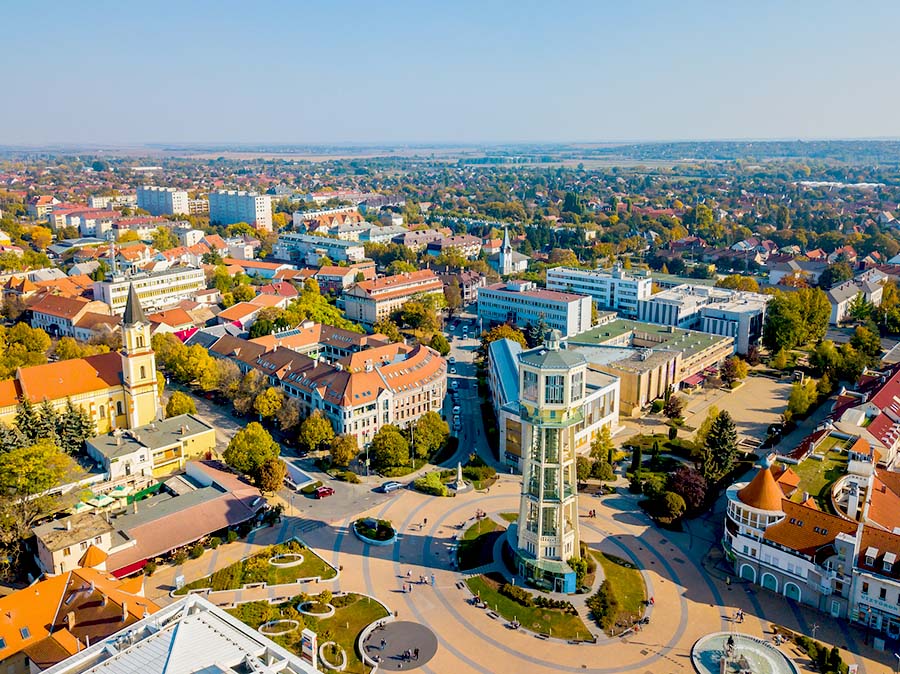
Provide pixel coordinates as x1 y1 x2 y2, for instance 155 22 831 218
449 356 456 364
449 366 457 374
452 405 461 415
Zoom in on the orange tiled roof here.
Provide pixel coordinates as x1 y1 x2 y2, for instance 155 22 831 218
8 352 122 406
217 302 260 322
737 466 785 511
147 308 194 327
78 544 108 568
763 499 857 556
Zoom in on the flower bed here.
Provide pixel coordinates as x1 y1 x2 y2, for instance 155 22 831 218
297 601 336 618
269 553 304 567
258 619 300 636
318 642 347 671
352 518 396 546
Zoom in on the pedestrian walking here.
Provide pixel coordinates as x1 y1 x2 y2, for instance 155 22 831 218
423 517 428 526
431 574 436 587
380 639 386 651
414 648 420 661
406 569 412 578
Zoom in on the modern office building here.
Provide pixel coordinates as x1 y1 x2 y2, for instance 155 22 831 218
637 284 770 354
511 330 585 593
136 186 190 216
273 232 366 264
93 267 206 314
566 320 735 414
546 265 652 319
209 190 272 232
477 280 592 338
489 335 620 472
343 270 444 327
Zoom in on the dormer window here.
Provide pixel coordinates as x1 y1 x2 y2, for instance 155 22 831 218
884 552 896 573
866 546 880 567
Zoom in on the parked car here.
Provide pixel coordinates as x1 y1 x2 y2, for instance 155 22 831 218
451 380 458 390
449 356 456 363
381 481 403 493
314 486 335 499
452 405 461 415
450 366 457 374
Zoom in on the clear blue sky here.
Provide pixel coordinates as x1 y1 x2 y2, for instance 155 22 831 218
4 0 898 145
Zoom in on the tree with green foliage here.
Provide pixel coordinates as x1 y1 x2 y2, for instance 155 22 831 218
0 441 69 577
151 226 179 251
298 410 335 452
370 424 410 469
413 411 449 459
716 275 760 293
590 424 614 462
850 325 882 364
373 320 403 343
429 333 450 356
275 397 302 433
0 423 24 454
56 400 94 455
329 434 358 467
386 260 418 275
785 379 818 421
847 293 873 322
253 387 284 420
479 323 527 355
576 456 592 483
166 391 197 418
223 422 280 480
763 288 831 352
630 444 643 474
694 406 719 448
702 411 738 481
819 261 853 289
444 279 463 316
661 491 687 520
771 349 789 370
232 284 256 303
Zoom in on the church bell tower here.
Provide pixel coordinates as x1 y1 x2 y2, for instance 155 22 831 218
120 283 159 428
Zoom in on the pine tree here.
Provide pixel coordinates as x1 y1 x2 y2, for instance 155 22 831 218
704 411 738 481
15 400 40 444
630 444 643 474
36 400 60 446
57 400 95 455
0 423 24 454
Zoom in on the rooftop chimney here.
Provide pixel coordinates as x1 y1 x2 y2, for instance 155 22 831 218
66 611 76 630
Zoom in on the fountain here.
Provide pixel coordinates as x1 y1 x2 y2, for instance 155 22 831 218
691 632 800 674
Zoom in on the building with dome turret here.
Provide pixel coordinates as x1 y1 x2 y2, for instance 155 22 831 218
509 330 585 593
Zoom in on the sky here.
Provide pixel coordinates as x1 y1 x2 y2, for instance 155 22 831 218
3 0 899 146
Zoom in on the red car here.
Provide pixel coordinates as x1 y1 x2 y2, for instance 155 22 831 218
314 486 335 499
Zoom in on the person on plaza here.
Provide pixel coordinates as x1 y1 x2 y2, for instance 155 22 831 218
414 648 420 661
380 638 386 651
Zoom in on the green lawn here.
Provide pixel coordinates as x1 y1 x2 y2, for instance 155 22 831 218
594 552 646 625
457 519 503 571
175 540 337 595
499 512 519 522
790 450 848 510
465 573 591 640
229 593 388 674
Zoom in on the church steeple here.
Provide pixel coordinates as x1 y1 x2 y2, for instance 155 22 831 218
500 227 514 275
120 285 159 428
123 283 146 326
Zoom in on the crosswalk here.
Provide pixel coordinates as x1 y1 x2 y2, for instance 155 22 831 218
295 519 325 534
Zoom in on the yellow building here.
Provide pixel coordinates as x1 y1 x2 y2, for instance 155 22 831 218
0 284 160 432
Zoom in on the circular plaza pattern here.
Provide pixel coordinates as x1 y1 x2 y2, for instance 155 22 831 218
361 621 437 670
691 632 800 674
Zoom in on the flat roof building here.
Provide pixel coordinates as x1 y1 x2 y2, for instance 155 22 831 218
477 280 592 338
136 186 189 216
93 268 206 314
209 190 272 232
546 265 652 319
343 270 443 327
273 232 365 265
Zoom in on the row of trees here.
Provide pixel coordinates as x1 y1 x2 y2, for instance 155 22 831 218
1 399 95 455
763 287 831 353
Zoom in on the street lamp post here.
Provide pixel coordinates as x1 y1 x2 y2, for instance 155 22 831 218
893 652 899 674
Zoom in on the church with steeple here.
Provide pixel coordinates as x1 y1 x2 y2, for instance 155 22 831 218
0 283 161 433
488 227 529 276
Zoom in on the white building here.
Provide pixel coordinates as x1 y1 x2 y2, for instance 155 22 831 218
512 330 587 593
209 190 273 232
93 267 207 314
40 595 320 674
136 186 190 216
546 265 652 319
477 280 592 338
343 270 444 327
273 232 365 264
88 194 138 209
637 284 770 354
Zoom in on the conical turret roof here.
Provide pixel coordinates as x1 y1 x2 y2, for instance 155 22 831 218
737 465 785 512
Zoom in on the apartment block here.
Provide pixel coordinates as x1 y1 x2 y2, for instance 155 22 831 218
273 232 365 264
136 186 190 216
209 190 272 232
343 270 444 326
93 268 206 314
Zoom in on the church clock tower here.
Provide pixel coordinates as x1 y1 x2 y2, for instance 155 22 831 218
120 283 159 428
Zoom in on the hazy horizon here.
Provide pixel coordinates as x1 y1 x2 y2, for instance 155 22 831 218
5 1 899 146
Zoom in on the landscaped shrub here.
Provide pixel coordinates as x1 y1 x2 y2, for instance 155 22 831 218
354 518 395 541
301 481 324 495
172 550 188 565
331 594 354 608
499 583 534 607
414 471 449 496
668 426 678 440
226 530 239 544
591 460 615 481
144 561 157 576
568 556 588 588
651 399 664 413
586 580 619 632
190 544 205 559
208 536 222 549
339 470 361 484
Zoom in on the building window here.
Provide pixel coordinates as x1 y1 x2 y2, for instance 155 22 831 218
99 406 105 419
862 582 869 595
523 371 538 402
140 366 146 379
570 371 583 402
545 375 564 404
117 401 124 416
63 547 70 556
137 335 144 348
880 588 887 600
